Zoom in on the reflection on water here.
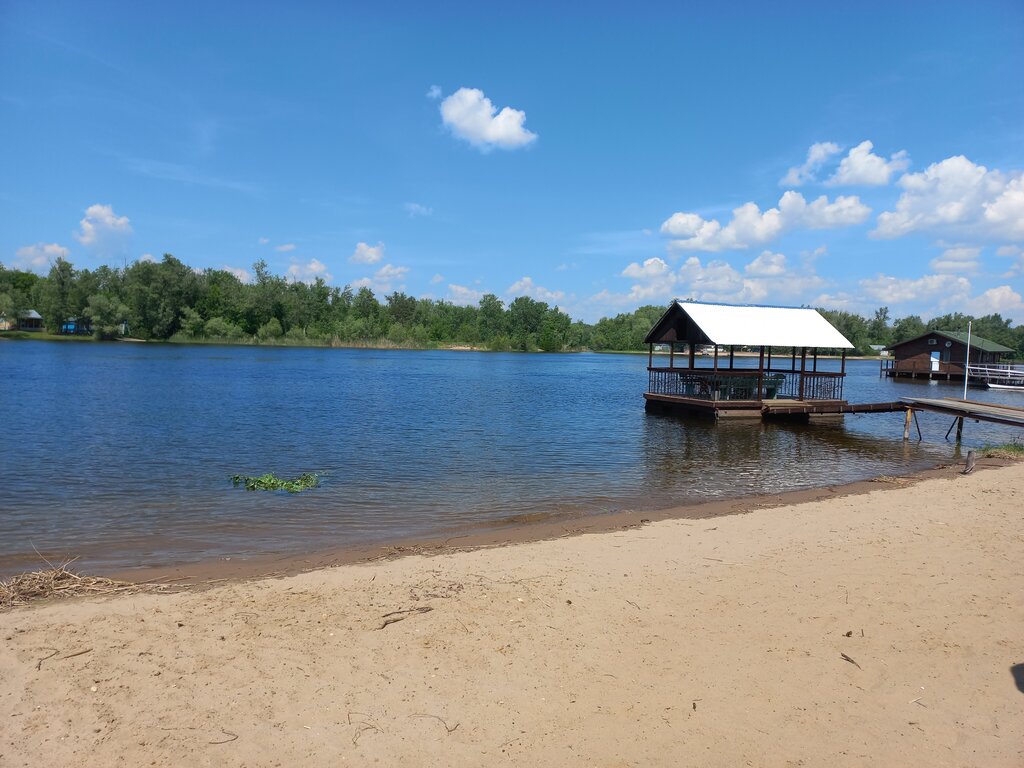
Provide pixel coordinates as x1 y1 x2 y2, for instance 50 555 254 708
0 343 1019 574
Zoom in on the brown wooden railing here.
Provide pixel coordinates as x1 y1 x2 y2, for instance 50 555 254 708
648 367 844 402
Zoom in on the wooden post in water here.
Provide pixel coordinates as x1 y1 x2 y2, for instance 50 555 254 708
757 346 765 400
799 347 807 400
903 408 913 440
956 417 964 441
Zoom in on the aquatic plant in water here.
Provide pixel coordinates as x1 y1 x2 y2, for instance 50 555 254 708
230 472 320 493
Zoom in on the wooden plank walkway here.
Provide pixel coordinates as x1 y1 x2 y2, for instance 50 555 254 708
761 400 905 416
900 397 1024 428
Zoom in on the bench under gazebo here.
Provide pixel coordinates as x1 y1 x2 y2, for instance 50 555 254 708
643 301 855 419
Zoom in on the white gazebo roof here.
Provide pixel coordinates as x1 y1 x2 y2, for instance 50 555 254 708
645 301 854 349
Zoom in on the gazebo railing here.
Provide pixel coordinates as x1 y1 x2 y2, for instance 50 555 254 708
648 368 844 402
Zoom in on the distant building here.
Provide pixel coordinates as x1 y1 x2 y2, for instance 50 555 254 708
883 330 1013 381
0 309 44 332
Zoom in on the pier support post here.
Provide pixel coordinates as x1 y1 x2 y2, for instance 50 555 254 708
956 416 964 441
903 408 913 440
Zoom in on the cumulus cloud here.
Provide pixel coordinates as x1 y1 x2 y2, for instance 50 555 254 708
430 273 445 284
426 85 441 100
447 284 485 306
996 245 1024 277
74 203 132 254
275 243 296 252
13 242 69 272
440 87 537 151
353 263 408 293
349 241 384 264
826 140 909 186
404 202 433 217
858 273 971 306
873 155 1024 240
780 142 841 186
744 250 787 277
929 244 981 273
286 258 332 284
967 285 1024 316
661 191 870 252
507 276 565 302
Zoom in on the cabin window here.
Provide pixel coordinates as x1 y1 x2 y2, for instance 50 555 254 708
928 338 937 345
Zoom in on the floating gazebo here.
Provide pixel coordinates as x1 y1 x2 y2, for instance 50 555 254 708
643 301 855 419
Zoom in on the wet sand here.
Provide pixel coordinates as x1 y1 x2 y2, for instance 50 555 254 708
2 459 1022 767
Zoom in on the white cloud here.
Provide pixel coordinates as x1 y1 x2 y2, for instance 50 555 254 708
929 244 981 273
430 273 444 284
996 245 1024 277
353 263 408 294
222 265 252 283
258 237 270 245
447 284 484 306
440 87 537 151
780 141 841 186
349 241 384 264
404 202 433 217
13 242 69 272
275 243 296 252
873 155 1024 240
139 253 157 263
661 191 870 252
744 250 787 277
507 276 565 303
967 285 1024 317
74 203 132 254
426 85 441 100
826 140 909 186
858 273 971 306
286 258 332 284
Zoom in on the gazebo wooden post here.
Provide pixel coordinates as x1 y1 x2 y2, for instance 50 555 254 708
729 345 734 369
767 346 772 371
713 345 719 371
688 342 695 369
813 349 818 372
669 342 674 369
757 346 765 400
799 347 808 400
648 343 653 369
791 347 796 370
840 349 847 374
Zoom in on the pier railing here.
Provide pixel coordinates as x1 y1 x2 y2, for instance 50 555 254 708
648 368 844 402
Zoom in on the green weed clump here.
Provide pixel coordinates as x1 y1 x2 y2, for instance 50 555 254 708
980 441 1024 460
230 472 320 492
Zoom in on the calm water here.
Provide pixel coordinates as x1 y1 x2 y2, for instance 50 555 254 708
1 341 1021 575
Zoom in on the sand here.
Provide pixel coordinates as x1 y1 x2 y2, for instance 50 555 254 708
2 461 1022 767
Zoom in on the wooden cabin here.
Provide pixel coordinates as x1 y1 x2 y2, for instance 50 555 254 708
0 309 44 332
643 301 854 419
882 330 1012 381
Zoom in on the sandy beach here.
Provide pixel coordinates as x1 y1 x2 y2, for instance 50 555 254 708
2 460 1022 767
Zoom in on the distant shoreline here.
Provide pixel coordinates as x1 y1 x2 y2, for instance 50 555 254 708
0 331 883 359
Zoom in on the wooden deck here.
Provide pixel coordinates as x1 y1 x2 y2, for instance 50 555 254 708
644 393 906 420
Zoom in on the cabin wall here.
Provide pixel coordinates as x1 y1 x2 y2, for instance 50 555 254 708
890 335 1000 367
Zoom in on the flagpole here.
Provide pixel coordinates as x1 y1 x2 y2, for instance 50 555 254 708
962 320 972 399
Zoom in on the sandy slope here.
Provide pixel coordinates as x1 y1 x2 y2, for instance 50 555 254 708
2 462 1022 767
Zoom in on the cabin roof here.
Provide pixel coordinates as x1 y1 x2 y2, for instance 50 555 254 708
644 300 854 348
885 329 1013 354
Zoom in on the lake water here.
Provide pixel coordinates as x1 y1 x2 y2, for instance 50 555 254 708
1 341 1021 575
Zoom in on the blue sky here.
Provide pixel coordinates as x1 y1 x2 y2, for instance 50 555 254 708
2 1 1022 322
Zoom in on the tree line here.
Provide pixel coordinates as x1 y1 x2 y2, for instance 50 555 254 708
1 255 1021 356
